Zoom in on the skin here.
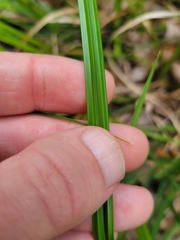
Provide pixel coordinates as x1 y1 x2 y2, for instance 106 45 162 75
0 52 154 240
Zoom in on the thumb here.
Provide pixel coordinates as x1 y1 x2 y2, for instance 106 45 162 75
0 126 125 240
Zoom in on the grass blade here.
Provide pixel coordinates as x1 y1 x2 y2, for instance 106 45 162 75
78 0 109 129
131 52 160 126
151 190 175 239
0 21 49 53
131 53 160 239
78 0 113 239
136 224 152 240
159 222 180 240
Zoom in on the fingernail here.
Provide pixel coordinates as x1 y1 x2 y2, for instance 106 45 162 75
81 127 125 187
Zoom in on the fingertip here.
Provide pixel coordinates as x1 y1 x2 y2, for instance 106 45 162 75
143 187 154 217
110 124 149 171
114 184 154 231
127 127 149 169
132 186 154 225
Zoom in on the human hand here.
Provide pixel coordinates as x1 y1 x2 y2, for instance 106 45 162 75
0 52 153 240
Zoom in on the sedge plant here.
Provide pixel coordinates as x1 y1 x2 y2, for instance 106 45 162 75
78 0 114 239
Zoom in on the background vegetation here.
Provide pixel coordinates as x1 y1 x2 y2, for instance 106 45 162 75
0 0 180 239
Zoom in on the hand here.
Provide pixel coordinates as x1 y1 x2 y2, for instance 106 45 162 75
0 52 153 240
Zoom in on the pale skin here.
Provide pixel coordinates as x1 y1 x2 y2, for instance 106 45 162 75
0 52 154 240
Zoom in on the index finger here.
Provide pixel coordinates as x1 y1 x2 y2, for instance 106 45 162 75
0 52 115 116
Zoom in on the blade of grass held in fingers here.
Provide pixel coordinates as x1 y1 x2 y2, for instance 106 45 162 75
78 0 109 129
78 0 113 239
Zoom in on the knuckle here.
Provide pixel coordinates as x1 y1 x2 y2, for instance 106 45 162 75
21 144 85 232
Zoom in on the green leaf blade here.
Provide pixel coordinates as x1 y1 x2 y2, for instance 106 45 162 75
131 52 161 127
136 224 152 240
78 0 113 239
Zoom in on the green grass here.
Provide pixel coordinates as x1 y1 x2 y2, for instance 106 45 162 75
78 0 113 239
1 0 180 239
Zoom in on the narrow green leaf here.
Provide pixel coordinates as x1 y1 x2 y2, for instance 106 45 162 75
131 52 160 126
136 224 152 240
141 130 180 145
168 156 180 175
0 35 41 53
78 0 113 239
159 222 180 240
113 0 122 58
0 21 49 52
132 53 160 239
92 208 106 240
151 190 175 239
117 231 127 240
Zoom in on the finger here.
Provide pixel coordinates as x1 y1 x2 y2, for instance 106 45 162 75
74 184 154 232
54 231 94 240
0 126 125 239
0 115 148 171
114 184 153 230
0 52 115 116
53 230 117 240
54 231 118 240
110 123 149 171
